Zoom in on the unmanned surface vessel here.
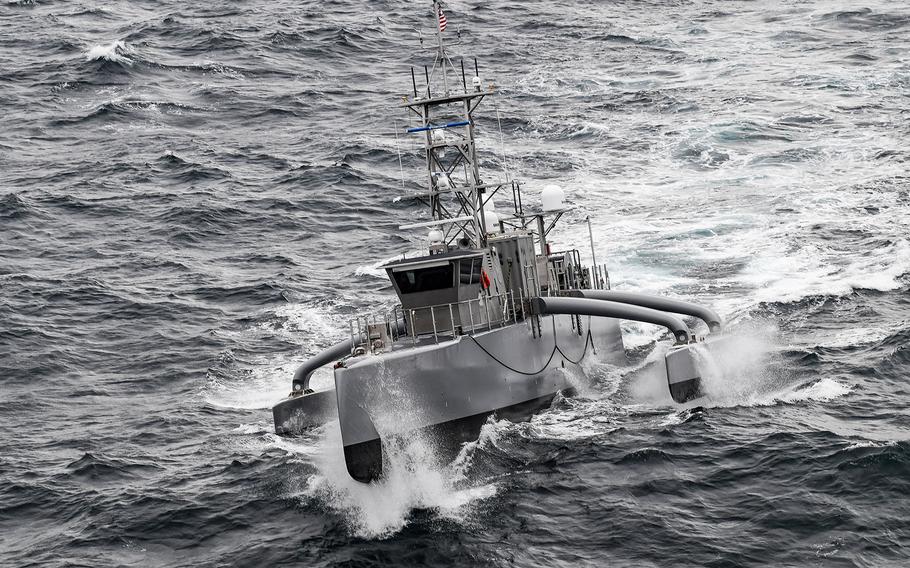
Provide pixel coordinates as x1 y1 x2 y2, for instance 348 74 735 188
273 2 723 483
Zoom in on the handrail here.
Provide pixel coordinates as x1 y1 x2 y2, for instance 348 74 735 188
291 319 407 393
348 291 521 350
542 248 610 294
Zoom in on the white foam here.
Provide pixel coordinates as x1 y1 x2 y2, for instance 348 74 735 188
203 360 297 410
689 332 853 408
777 377 852 404
202 302 350 409
813 324 903 349
527 402 619 441
619 321 852 412
626 341 676 406
232 423 267 435
845 440 897 451
85 40 133 65
271 302 345 339
298 422 497 539
693 333 782 406
659 412 685 427
228 426 325 461
450 417 506 480
737 237 910 307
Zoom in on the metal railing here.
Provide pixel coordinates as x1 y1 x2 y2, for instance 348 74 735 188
345 249 612 354
546 249 611 294
349 291 524 352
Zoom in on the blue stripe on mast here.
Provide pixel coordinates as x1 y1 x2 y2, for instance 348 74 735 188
407 120 470 133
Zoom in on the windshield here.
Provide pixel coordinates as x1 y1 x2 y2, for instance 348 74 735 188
392 263 455 294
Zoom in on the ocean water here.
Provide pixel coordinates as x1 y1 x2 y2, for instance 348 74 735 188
1 0 909 566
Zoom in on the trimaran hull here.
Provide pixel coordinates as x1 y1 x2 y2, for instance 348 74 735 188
275 314 624 482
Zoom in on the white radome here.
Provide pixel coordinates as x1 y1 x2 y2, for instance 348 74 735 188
541 184 565 212
484 209 501 233
428 229 444 244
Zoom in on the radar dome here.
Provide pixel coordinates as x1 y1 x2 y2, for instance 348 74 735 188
428 229 444 244
541 184 565 212
484 210 501 233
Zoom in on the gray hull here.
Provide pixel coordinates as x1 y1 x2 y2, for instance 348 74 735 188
336 314 624 481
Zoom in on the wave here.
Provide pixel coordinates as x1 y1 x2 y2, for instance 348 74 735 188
730 235 910 311
0 192 36 219
693 336 853 408
776 377 853 404
84 40 134 65
189 282 289 306
268 422 497 539
65 452 163 482
624 330 853 410
823 441 910 492
4 0 910 563
819 8 910 31
203 302 352 408
150 152 232 183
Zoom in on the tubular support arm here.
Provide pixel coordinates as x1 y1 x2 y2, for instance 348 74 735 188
292 336 363 393
292 321 408 393
531 296 693 344
566 290 723 332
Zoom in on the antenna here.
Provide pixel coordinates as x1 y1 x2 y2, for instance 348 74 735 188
394 117 406 191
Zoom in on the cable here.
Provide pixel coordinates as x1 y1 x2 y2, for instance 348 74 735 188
469 334 558 376
556 330 594 365
469 327 595 374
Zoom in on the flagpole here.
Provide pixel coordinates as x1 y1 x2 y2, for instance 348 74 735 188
433 1 449 94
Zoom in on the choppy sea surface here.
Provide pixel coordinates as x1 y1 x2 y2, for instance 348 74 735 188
2 0 909 566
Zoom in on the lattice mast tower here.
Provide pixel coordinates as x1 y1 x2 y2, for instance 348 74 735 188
402 1 523 249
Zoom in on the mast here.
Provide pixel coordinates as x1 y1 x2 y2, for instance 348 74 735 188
401 1 521 249
433 1 449 94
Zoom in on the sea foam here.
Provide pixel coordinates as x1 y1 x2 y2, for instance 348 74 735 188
301 422 497 539
85 40 133 65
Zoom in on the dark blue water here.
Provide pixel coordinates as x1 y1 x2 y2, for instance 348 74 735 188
2 1 909 566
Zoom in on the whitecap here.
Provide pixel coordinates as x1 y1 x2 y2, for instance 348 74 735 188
85 40 133 65
813 324 905 349
776 377 852 404
844 440 897 451
202 360 298 410
297 422 497 539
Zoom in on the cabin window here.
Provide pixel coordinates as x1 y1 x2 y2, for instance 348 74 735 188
393 263 455 294
459 257 482 285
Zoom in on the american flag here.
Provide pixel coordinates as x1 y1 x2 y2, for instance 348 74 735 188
437 5 447 32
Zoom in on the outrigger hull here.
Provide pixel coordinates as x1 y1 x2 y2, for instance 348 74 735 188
335 314 624 482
